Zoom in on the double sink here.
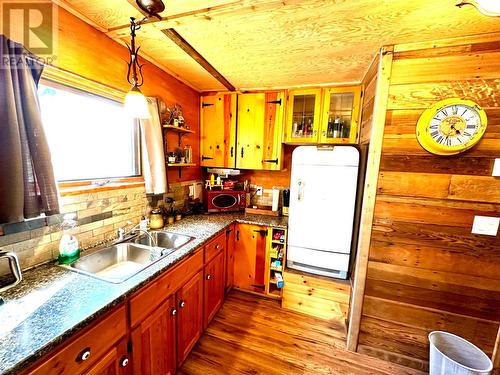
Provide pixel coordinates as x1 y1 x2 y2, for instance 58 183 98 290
62 231 194 284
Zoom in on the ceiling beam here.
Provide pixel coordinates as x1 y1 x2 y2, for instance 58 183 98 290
106 0 305 39
162 28 235 91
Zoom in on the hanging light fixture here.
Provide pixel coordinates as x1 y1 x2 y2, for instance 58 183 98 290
124 0 165 118
456 0 500 16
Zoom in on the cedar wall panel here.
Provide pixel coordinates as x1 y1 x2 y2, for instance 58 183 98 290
357 37 500 372
54 8 201 183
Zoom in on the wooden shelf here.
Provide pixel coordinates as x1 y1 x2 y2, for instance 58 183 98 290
272 240 285 245
270 266 283 272
162 125 195 134
167 163 196 167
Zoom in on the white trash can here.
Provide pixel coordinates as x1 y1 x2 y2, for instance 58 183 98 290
429 331 493 375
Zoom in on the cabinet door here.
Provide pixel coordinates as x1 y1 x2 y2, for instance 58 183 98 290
130 296 176 375
200 94 236 168
225 224 235 293
236 93 284 170
284 89 322 143
177 270 204 365
319 86 362 144
234 224 268 294
204 250 225 328
236 93 266 170
86 339 129 375
261 92 285 170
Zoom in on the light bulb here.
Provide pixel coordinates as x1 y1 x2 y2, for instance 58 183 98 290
125 86 150 119
476 0 500 15
459 0 500 16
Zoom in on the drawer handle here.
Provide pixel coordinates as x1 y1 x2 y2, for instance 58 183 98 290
215 244 220 249
120 357 129 368
171 308 177 316
76 347 91 362
206 274 211 280
179 300 186 308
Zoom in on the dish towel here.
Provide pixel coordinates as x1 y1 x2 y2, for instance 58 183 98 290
140 98 167 195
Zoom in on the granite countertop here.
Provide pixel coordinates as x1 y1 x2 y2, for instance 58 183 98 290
0 213 287 375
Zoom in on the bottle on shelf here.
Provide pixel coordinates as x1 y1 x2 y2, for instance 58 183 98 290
327 117 334 138
333 117 341 138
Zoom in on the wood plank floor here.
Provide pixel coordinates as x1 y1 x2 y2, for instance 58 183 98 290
178 291 425 375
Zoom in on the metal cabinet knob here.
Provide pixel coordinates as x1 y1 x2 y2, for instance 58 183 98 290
206 274 211 280
179 300 186 308
215 244 220 249
120 357 129 367
77 348 91 362
171 308 177 316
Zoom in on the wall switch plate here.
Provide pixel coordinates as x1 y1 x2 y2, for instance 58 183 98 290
256 186 263 196
493 158 500 177
471 216 500 236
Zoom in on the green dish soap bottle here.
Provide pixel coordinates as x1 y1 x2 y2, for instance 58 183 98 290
58 214 81 265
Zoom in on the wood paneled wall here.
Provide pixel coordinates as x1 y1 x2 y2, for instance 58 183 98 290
50 8 201 183
356 35 500 372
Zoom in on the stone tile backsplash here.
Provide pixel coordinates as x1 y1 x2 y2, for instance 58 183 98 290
0 180 199 277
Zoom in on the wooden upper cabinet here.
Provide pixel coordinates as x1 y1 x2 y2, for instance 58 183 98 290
200 93 237 168
131 296 177 375
236 92 284 170
204 250 225 329
284 88 322 143
176 270 204 366
236 93 266 169
319 86 362 144
234 224 269 294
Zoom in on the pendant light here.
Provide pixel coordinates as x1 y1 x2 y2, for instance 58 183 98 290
456 0 500 16
124 0 166 118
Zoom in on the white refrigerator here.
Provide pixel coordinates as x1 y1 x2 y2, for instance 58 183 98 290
287 146 359 279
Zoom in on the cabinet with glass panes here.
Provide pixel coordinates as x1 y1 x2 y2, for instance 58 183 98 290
284 89 322 143
284 86 361 144
319 86 361 144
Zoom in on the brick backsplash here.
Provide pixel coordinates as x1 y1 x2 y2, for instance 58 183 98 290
248 186 288 208
0 181 198 277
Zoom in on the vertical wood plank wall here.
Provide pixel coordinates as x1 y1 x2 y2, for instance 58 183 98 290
356 36 500 371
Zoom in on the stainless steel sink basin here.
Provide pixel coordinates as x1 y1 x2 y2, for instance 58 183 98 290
63 243 163 283
132 231 194 252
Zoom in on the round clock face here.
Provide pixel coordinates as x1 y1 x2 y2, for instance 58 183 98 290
416 99 487 155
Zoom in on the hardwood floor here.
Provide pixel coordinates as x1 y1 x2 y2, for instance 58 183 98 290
178 291 424 375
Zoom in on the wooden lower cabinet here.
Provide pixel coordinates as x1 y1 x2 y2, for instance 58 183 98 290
204 250 225 328
225 224 235 293
24 305 128 375
176 270 204 365
234 223 268 294
86 339 130 375
130 296 177 375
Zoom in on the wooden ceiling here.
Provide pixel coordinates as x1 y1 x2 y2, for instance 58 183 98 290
59 0 500 92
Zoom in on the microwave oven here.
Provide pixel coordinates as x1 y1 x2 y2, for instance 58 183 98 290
204 190 246 213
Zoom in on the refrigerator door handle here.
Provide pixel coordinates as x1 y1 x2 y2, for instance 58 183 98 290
297 180 304 201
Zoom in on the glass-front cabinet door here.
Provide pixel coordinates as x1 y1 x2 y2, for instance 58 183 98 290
319 86 361 144
285 89 322 143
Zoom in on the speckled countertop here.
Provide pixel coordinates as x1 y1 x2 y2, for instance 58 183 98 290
0 213 287 375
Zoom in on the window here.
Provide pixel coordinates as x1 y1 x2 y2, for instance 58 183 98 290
37 81 141 182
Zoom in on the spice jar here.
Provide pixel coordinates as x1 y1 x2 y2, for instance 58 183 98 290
149 208 164 229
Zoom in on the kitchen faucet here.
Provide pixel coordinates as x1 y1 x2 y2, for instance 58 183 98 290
117 223 158 248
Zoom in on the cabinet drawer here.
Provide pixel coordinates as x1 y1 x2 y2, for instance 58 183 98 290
130 249 204 327
26 305 127 375
205 233 225 263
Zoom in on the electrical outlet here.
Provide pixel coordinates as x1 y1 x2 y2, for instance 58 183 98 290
256 186 263 196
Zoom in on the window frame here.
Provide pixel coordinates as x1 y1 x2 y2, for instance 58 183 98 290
39 65 145 194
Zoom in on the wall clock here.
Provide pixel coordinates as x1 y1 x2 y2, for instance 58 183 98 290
416 98 487 155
